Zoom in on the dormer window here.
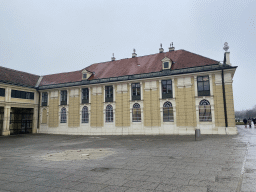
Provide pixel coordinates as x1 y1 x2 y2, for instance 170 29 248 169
82 69 92 80
161 57 172 70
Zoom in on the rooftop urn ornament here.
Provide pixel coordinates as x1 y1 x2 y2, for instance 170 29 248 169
223 42 229 52
223 42 231 65
159 43 164 53
169 42 175 51
132 48 137 58
111 53 115 61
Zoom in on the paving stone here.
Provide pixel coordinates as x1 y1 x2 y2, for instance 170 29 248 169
1 126 256 192
71 182 107 191
98 185 128 192
155 183 180 191
0 181 37 191
122 180 160 190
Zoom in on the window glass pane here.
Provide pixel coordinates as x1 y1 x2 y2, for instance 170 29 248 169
198 82 204 91
167 80 172 84
132 87 136 96
164 62 169 68
136 88 140 96
162 85 167 93
203 76 209 81
16 91 21 98
167 85 172 93
198 77 202 81
0 88 5 97
20 91 26 99
204 81 210 90
136 83 140 88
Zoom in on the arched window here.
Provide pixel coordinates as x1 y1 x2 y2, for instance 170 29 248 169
60 107 67 123
82 106 89 123
163 101 174 122
106 105 113 122
199 99 212 122
132 103 141 122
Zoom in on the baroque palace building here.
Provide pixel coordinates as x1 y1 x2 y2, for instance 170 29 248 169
0 44 237 136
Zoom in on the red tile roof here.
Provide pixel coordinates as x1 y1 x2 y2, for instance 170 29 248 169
10 49 215 87
0 66 40 87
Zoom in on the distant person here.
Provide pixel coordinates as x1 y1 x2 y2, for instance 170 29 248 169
248 118 252 128
243 118 247 128
253 118 256 128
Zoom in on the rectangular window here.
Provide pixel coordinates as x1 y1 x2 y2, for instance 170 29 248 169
105 86 113 102
83 73 87 79
42 92 48 106
164 62 169 68
82 88 89 104
197 76 210 96
162 80 172 99
60 90 67 105
131 83 141 100
0 88 5 97
11 90 34 100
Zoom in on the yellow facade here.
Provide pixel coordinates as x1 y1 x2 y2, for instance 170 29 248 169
0 84 39 135
225 84 236 127
48 97 59 127
143 82 161 127
212 74 225 127
90 88 103 127
175 77 197 127
68 92 80 127
42 109 47 124
115 84 130 127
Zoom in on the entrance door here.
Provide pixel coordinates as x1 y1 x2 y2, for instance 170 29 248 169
10 108 33 135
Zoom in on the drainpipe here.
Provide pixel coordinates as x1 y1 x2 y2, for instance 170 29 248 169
37 90 40 132
221 68 228 132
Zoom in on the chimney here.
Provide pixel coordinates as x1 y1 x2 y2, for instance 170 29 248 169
169 42 175 51
132 49 137 58
223 42 231 65
159 43 164 53
111 53 115 61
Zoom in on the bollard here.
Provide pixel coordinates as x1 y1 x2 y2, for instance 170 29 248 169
195 129 200 141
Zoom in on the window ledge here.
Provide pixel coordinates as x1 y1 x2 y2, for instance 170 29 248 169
199 122 212 124
160 98 176 101
195 95 213 98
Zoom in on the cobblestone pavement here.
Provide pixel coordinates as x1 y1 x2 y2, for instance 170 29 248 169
0 125 255 192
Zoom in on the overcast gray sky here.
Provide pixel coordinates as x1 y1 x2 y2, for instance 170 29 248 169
0 0 255 111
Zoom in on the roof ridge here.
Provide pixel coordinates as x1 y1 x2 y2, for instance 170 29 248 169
84 50 182 69
42 69 82 77
0 65 40 77
178 49 219 63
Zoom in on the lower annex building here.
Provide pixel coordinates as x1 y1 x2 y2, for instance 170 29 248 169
0 44 237 136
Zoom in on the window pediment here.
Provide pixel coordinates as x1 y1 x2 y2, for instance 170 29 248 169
161 57 172 70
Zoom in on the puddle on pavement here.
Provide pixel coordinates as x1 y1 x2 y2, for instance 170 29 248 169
42 148 114 161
